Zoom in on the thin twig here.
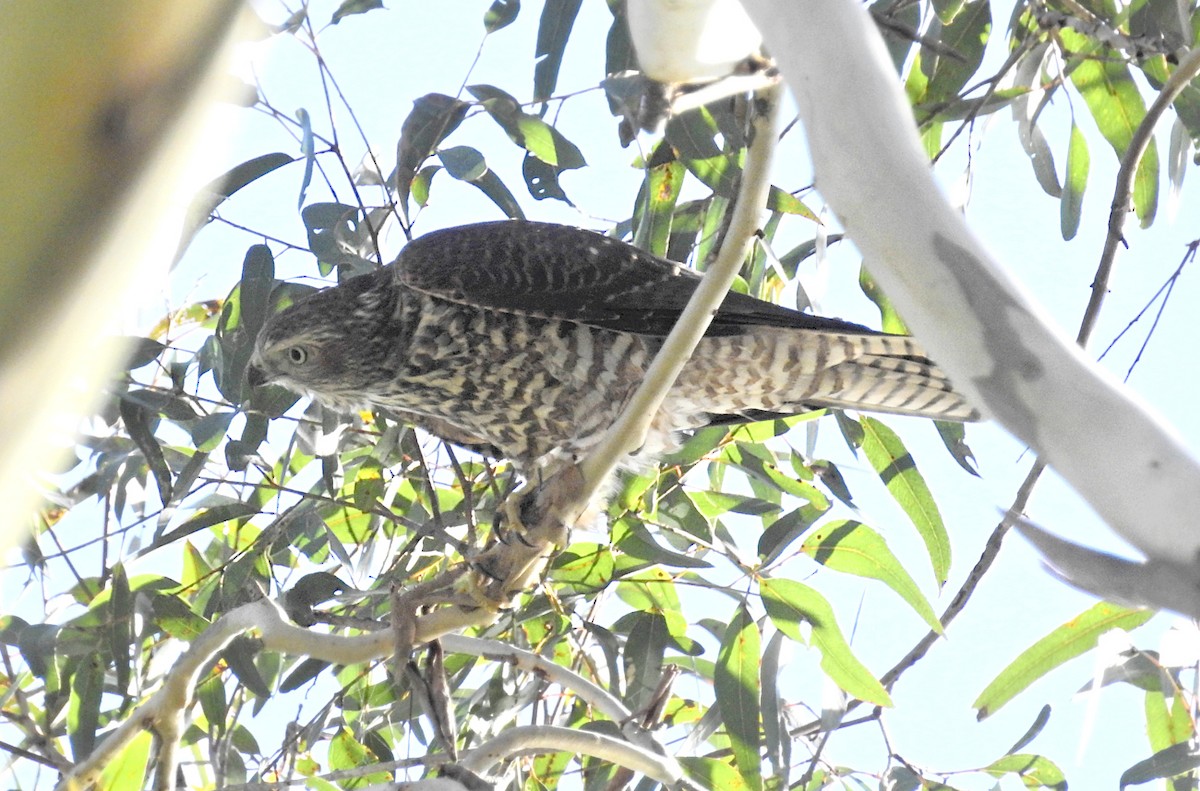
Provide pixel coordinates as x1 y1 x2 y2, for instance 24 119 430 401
1078 47 1200 347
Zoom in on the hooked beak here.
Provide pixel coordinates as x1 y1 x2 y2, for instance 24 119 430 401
246 362 269 389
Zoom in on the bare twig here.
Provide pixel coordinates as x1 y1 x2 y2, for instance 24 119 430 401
1079 47 1200 347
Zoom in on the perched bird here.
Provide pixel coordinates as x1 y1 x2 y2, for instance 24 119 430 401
249 221 977 473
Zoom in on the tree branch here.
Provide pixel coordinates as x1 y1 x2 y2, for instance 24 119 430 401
1078 45 1200 347
740 0 1200 567
576 83 782 503
457 725 684 787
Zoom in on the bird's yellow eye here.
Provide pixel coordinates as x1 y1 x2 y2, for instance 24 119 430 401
287 346 309 365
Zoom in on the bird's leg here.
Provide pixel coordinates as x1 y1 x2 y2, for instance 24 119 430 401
466 462 586 609
492 470 542 549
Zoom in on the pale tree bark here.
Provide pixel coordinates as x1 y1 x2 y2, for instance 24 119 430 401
0 3 249 549
739 0 1200 611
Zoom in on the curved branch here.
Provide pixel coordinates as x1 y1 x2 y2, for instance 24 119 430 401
740 0 1200 566
56 596 497 791
878 37 1200 686
62 597 696 790
576 83 782 503
440 635 633 726
457 725 683 786
56 600 266 791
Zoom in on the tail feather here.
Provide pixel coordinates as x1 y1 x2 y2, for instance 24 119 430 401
668 327 979 432
801 334 978 421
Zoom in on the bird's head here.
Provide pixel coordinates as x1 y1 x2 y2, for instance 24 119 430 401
248 273 393 412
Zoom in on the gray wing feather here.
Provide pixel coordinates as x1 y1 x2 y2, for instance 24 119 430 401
393 220 885 339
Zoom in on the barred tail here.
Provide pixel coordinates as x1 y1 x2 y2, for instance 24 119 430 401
792 332 978 422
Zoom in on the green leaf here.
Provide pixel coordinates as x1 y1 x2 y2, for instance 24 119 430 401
974 601 1155 718
196 673 228 735
714 604 762 791
189 411 235 452
483 0 519 33
438 146 526 219
518 115 585 168
120 389 198 421
118 399 171 505
551 542 616 590
875 0 921 71
18 623 58 680
984 754 1066 789
466 85 585 168
394 94 470 212
633 142 683 256
411 164 440 207
150 593 209 642
1017 111 1061 198
1121 742 1200 788
328 729 388 786
352 456 384 511
767 188 818 218
108 564 132 700
438 145 487 181
688 490 777 519
1145 686 1191 756
905 46 931 107
1007 704 1051 755
859 266 909 334
684 153 739 198
173 152 293 266
1061 122 1090 240
614 518 712 569
931 0 965 23
623 611 668 711
474 169 526 219
299 203 374 273
214 245 277 404
934 420 978 476
1168 116 1189 207
757 507 823 564
883 766 923 791
98 730 152 791
1070 57 1158 227
150 502 260 552
296 107 314 209
760 630 788 786
281 657 330 693
533 0 582 102
615 567 682 615
681 757 753 791
925 0 991 103
330 0 383 25
761 578 893 707
68 655 104 760
801 520 942 634
667 108 723 160
119 336 167 369
860 416 950 585
522 153 570 202
223 635 270 698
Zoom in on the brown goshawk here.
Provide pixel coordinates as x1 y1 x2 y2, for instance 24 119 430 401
248 221 976 472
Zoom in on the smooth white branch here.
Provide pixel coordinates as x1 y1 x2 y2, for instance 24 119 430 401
458 725 683 785
740 0 1200 571
60 597 682 790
